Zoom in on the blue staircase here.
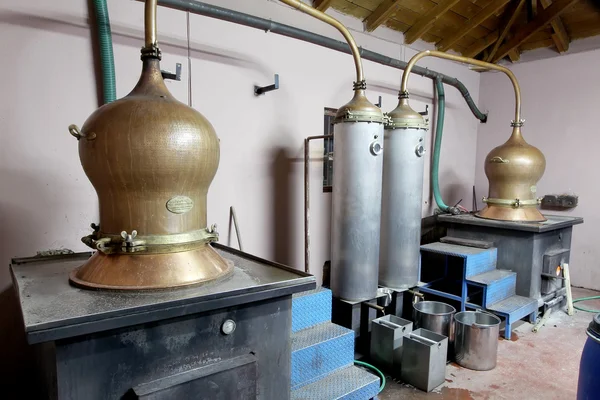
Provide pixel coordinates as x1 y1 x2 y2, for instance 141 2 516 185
419 242 538 340
291 288 380 399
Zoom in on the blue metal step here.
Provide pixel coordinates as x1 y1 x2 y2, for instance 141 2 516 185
467 269 516 307
292 288 332 333
291 322 354 389
420 242 497 278
291 365 380 400
487 295 538 340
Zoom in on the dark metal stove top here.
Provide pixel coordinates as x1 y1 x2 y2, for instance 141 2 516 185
438 213 583 233
11 244 314 344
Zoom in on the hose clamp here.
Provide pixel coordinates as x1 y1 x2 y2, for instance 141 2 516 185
482 197 542 208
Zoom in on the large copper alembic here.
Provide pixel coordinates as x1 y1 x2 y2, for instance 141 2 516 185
68 0 232 290
400 50 546 222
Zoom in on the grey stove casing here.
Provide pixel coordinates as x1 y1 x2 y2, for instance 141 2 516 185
438 214 583 304
10 244 314 400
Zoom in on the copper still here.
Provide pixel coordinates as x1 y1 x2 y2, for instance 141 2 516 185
68 0 232 290
400 50 546 222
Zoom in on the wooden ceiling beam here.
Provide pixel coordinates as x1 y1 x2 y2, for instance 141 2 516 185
403 0 460 44
364 0 404 32
463 31 500 58
486 0 528 62
313 0 333 12
437 0 511 52
539 0 571 52
508 48 521 62
492 0 578 62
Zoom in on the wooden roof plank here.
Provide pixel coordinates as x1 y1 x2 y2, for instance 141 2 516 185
463 30 500 58
539 0 570 52
486 0 527 61
403 0 460 44
364 0 404 32
314 0 334 11
437 0 511 52
492 0 578 62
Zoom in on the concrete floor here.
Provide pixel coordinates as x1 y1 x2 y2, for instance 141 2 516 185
378 287 599 400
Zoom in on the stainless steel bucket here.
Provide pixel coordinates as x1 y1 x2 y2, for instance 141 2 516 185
454 311 501 371
413 301 456 343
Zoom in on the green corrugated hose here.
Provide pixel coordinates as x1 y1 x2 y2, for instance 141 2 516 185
93 0 117 104
354 360 386 393
432 77 458 214
573 296 600 313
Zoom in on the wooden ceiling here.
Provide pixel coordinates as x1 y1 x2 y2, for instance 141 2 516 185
313 0 600 63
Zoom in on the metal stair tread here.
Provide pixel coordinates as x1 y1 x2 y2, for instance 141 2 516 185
292 288 332 333
487 295 537 314
291 365 380 400
292 322 353 352
467 269 516 285
293 287 331 299
420 242 494 257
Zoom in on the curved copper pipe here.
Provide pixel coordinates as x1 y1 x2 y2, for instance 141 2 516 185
278 0 364 84
400 50 521 124
145 0 158 47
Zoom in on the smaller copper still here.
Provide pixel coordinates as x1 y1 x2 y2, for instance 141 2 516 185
68 0 232 290
400 50 546 222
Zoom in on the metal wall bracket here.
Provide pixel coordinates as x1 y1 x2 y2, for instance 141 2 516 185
254 74 279 96
419 105 429 116
376 96 382 108
161 63 182 81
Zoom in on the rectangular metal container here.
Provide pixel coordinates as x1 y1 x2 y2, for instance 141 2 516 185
370 315 412 371
400 328 448 392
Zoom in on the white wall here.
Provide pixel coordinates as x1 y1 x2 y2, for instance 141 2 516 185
475 49 600 290
0 0 480 391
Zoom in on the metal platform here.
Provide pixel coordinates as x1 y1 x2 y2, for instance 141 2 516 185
11 245 314 344
437 213 583 233
291 322 354 389
487 295 538 340
468 269 516 285
291 365 379 400
291 289 380 399
292 288 332 333
11 246 315 400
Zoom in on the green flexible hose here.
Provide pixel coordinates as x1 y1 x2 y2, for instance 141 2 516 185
432 77 456 214
354 360 386 393
92 0 117 104
573 296 600 313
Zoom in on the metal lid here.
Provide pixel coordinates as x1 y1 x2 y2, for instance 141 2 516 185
588 314 600 339
385 96 428 130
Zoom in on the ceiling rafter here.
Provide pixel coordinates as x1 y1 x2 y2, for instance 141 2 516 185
486 0 528 62
313 0 333 12
437 0 511 52
364 0 404 32
508 48 521 62
492 0 578 63
539 0 571 52
403 0 460 44
463 31 500 58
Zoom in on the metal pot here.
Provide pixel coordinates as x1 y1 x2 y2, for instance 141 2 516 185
454 311 501 371
413 301 456 343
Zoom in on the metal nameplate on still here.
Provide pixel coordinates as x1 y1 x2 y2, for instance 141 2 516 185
166 196 194 214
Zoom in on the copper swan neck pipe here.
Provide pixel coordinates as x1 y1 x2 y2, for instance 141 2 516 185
145 0 158 47
400 50 522 125
277 0 365 85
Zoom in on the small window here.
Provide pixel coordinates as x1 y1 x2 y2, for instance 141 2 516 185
323 108 336 192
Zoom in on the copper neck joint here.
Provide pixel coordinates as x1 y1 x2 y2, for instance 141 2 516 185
142 0 161 60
